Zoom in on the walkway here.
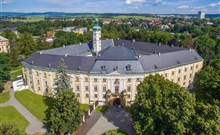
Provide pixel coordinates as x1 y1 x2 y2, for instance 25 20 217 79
0 89 46 134
76 106 135 135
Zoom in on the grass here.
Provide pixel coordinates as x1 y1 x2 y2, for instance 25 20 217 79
8 17 44 22
15 90 91 122
11 70 23 78
80 104 90 112
11 65 22 71
0 106 29 132
0 92 10 103
96 106 108 113
102 129 127 135
15 90 53 122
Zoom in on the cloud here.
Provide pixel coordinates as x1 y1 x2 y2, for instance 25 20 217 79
125 0 145 5
177 5 190 9
2 0 13 5
208 2 220 7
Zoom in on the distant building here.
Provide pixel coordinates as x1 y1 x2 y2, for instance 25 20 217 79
0 36 10 53
62 27 87 34
46 31 55 43
198 11 205 19
0 27 18 35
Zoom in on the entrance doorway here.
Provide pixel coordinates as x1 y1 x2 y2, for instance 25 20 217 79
113 98 121 105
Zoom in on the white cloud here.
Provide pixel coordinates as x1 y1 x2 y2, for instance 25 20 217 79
177 5 189 9
125 0 145 5
208 2 220 7
2 0 13 5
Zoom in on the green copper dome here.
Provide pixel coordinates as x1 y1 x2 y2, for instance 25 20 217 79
93 18 101 31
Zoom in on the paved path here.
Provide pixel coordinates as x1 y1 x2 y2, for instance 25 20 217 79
0 89 46 135
76 106 135 135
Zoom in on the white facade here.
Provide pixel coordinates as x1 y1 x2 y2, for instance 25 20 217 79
93 30 101 53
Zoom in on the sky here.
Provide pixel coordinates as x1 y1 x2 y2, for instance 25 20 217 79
1 0 220 14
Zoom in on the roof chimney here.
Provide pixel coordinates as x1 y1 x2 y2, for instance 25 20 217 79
158 52 161 56
189 48 192 52
63 45 66 48
80 42 82 45
132 39 135 43
65 53 68 57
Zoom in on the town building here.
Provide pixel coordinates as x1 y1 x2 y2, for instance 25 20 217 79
0 27 18 35
0 36 10 53
198 11 205 19
22 19 203 106
62 27 87 35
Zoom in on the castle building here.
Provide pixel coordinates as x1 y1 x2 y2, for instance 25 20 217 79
0 36 10 53
22 20 203 106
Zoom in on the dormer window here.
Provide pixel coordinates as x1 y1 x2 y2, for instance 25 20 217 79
126 64 131 71
101 65 107 71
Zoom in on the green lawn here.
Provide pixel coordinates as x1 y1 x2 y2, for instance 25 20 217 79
96 106 108 113
15 90 53 122
0 106 29 132
102 129 127 135
0 92 10 103
15 90 90 122
80 104 90 112
11 70 23 79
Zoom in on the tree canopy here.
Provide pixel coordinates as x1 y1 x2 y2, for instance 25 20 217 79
54 59 71 95
45 89 83 134
131 74 220 135
0 123 25 135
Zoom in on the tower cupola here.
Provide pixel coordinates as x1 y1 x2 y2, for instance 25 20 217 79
93 19 101 53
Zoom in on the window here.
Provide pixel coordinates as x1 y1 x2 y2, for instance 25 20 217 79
178 69 181 74
103 79 107 83
75 77 79 82
44 73 47 78
86 94 89 98
94 94 98 98
94 78 97 82
85 86 89 91
38 87 40 91
94 86 98 92
103 94 106 98
115 86 119 94
76 85 80 91
77 93 80 97
165 73 168 77
185 68 187 72
136 78 140 82
184 75 186 80
127 86 131 92
36 71 39 76
191 66 193 70
183 82 186 85
172 71 175 75
128 79 131 82
37 80 40 85
196 65 199 69
85 77 88 82
127 94 131 98
172 79 174 82
178 77 180 82
103 86 106 92
190 74 192 78
45 81 47 86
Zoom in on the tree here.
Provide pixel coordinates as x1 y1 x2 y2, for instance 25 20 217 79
54 59 71 95
35 35 51 51
194 59 220 105
17 33 37 58
0 53 11 92
131 74 220 135
0 123 25 135
46 89 83 134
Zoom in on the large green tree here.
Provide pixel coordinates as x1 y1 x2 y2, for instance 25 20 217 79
131 74 220 135
0 53 11 92
194 59 220 105
54 59 71 95
46 89 83 134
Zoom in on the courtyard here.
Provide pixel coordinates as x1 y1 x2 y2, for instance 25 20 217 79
76 106 135 135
